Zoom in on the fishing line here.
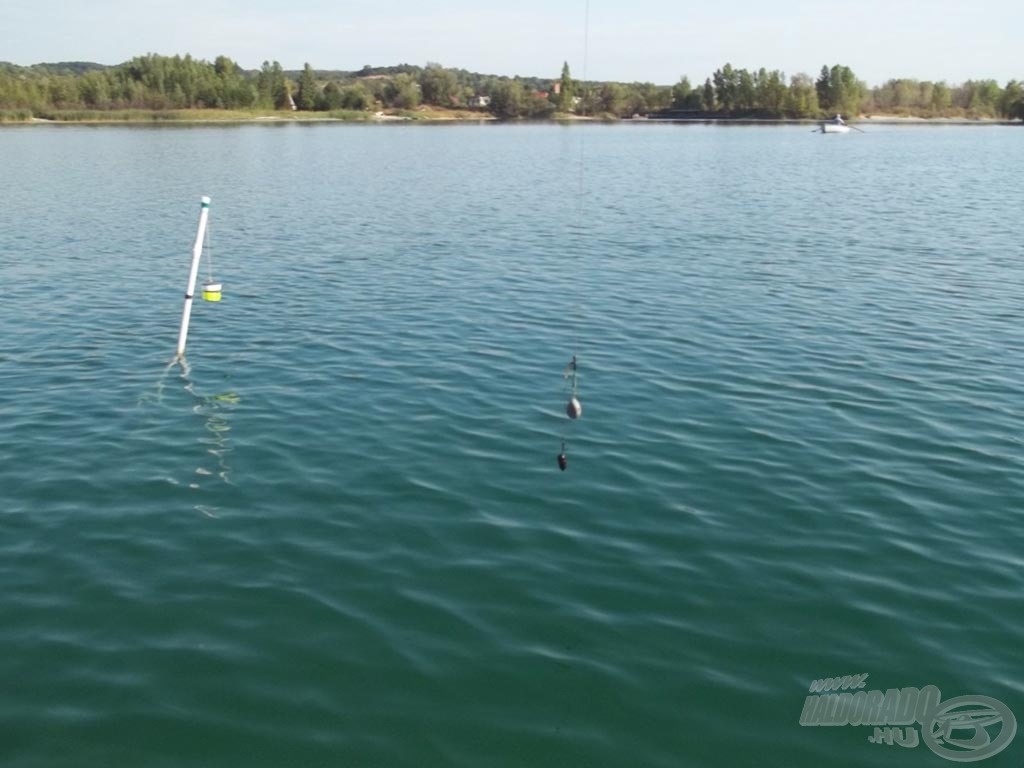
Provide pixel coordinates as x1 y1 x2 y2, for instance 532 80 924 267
559 0 589 472
200 207 222 303
574 0 589 358
204 217 214 283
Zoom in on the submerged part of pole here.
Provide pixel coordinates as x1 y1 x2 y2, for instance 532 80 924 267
175 196 211 358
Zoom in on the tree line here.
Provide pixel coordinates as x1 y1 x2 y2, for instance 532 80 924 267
662 63 1024 120
0 53 1021 120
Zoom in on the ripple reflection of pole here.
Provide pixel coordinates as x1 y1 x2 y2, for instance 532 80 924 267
176 196 211 359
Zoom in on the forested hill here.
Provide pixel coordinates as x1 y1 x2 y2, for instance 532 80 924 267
1 54 1021 121
0 61 108 77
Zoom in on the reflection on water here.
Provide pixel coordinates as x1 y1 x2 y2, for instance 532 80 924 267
139 357 238 516
187 378 236 498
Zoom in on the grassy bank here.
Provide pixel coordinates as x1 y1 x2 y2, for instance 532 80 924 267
1 105 494 124
21 108 369 123
0 109 33 122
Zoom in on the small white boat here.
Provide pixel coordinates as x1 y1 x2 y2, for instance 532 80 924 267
817 114 851 134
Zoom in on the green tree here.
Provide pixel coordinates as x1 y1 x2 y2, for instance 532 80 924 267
256 61 290 109
78 71 111 107
489 79 526 118
206 54 254 108
598 82 626 116
256 61 275 107
785 73 819 118
558 61 575 112
296 63 317 110
713 63 737 110
931 81 952 113
817 64 863 116
917 81 934 113
383 73 420 108
672 76 692 108
1009 95 1024 120
575 83 600 115
955 79 1001 116
340 84 372 110
1001 80 1023 118
526 91 556 118
213 55 236 77
895 79 917 109
702 78 715 110
47 77 78 108
815 65 831 110
317 81 342 110
420 64 458 106
759 69 787 115
736 68 755 109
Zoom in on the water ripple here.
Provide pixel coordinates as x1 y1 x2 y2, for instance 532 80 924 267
0 123 1022 767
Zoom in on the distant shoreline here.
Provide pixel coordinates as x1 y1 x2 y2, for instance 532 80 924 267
2 105 1019 127
9 115 1018 127
643 116 1017 126
5 55 1022 124
0 106 491 125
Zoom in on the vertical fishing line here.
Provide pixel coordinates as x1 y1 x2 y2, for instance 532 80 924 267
559 0 590 471
205 218 214 283
574 0 589 364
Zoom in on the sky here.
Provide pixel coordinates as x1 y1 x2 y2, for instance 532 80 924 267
2 0 1021 86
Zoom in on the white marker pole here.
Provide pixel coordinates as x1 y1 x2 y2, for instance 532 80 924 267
175 196 211 359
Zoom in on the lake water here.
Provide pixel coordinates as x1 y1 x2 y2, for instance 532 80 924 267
1 122 1022 767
